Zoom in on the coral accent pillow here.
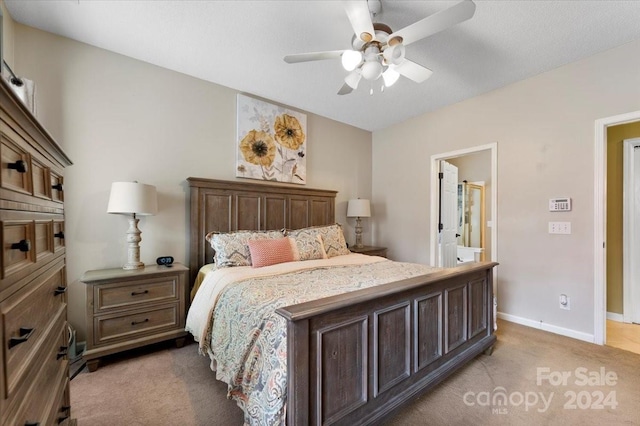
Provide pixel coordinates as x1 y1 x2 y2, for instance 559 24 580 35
248 237 295 268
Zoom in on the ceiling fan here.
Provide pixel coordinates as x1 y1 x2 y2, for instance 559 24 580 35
284 0 476 95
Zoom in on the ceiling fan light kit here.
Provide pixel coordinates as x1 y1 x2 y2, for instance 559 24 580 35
284 0 476 95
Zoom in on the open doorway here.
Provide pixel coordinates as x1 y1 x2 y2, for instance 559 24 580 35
429 143 497 266
594 111 640 350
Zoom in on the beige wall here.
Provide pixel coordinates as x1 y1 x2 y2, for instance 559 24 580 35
606 122 640 314
13 24 373 340
373 39 640 338
1 0 15 67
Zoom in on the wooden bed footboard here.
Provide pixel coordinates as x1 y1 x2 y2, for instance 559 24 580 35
277 261 497 426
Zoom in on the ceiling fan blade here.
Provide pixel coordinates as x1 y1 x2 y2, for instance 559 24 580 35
284 50 345 64
343 0 375 42
337 83 354 95
388 0 476 46
394 60 433 83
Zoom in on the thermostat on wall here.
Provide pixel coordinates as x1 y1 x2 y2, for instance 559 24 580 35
549 198 571 212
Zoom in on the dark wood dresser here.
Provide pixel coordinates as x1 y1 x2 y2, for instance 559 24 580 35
0 78 74 425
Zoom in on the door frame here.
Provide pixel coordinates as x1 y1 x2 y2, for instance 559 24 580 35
429 142 498 266
594 110 640 345
623 138 640 323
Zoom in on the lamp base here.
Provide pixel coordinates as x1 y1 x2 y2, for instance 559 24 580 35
354 216 364 249
123 262 144 270
123 215 145 270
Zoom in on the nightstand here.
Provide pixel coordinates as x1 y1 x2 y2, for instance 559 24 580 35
81 263 189 372
350 245 388 258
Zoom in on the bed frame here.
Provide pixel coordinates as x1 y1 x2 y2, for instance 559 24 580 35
188 177 497 425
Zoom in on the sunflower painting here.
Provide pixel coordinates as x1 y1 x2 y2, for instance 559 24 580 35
236 94 307 184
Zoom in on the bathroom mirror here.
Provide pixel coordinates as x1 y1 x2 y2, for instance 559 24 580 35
457 181 485 254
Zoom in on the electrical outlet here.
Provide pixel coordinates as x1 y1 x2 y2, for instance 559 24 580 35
549 222 571 234
559 294 570 310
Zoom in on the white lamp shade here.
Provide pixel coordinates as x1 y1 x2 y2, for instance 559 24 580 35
347 199 371 218
107 182 158 215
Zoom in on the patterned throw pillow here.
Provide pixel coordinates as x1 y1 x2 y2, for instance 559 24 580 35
209 230 283 267
289 233 327 261
287 224 350 258
247 237 294 268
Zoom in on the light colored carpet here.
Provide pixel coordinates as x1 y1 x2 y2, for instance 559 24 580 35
70 320 640 425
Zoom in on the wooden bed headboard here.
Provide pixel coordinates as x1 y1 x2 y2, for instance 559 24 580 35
188 177 337 284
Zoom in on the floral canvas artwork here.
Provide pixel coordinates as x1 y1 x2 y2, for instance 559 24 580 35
236 94 307 184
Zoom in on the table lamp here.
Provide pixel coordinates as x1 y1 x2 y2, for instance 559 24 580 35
347 198 371 249
107 181 158 270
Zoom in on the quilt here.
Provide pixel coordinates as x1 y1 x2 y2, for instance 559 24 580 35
185 254 440 425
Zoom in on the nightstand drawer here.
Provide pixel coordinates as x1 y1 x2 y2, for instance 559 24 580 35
94 304 180 346
94 276 180 314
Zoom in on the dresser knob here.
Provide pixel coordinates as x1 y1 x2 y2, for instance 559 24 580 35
9 327 35 349
8 160 27 173
52 183 63 191
11 239 31 252
54 231 65 239
54 286 67 296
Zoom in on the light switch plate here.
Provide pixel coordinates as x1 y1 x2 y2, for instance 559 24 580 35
549 222 571 234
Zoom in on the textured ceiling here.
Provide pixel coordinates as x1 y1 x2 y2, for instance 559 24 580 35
5 0 640 131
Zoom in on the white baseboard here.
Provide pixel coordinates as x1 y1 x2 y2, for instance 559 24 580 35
606 312 624 322
497 312 595 343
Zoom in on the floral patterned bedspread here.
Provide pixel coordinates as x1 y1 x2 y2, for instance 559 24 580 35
187 255 440 425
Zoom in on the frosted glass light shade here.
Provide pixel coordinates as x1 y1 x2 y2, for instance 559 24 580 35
341 50 363 71
107 182 158 215
361 61 383 81
347 199 371 218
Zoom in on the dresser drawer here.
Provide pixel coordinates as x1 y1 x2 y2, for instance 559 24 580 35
10 315 68 426
53 220 65 252
1 215 65 293
32 157 51 201
50 172 64 203
94 275 180 314
1 264 66 397
0 135 31 197
2 220 36 279
94 304 180 346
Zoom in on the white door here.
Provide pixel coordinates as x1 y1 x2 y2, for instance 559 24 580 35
624 138 640 324
439 160 458 267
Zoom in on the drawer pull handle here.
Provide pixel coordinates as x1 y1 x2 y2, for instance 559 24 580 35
131 318 149 326
57 346 68 360
60 406 71 413
8 160 27 173
54 286 67 295
57 415 69 424
9 327 35 349
55 231 65 239
11 239 31 252
24 422 40 426
131 290 149 296
52 183 63 191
